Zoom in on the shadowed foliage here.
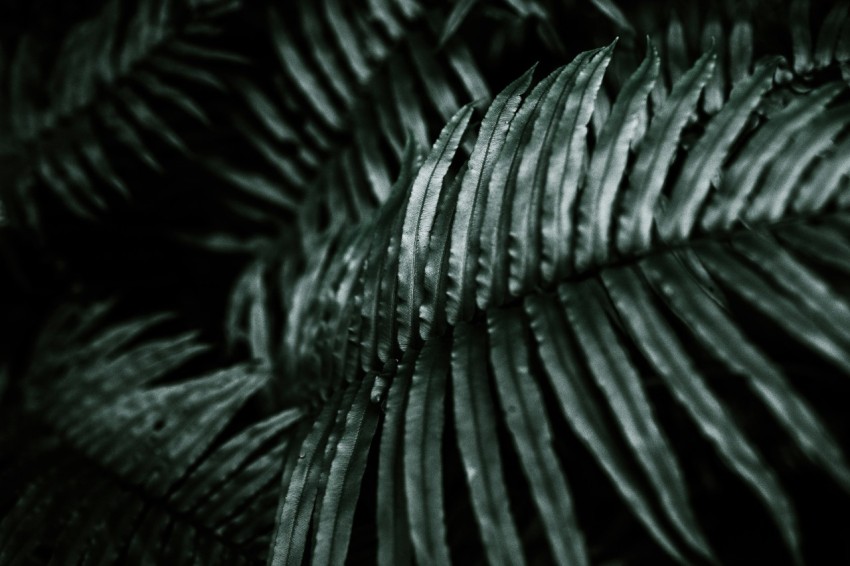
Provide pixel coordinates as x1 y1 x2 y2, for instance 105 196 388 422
2 0 850 564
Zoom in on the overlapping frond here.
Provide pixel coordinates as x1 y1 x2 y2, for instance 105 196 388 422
265 0 490 237
226 15 492 359
0 0 261 226
523 0 850 118
260 42 850 563
3 0 850 563
0 0 496 264
0 306 304 564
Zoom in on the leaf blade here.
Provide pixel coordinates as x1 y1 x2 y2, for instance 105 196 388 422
404 337 451 565
451 322 525 566
561 279 712 560
488 307 588 566
398 104 474 349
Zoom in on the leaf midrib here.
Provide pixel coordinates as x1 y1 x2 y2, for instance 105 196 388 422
311 204 850 395
476 207 850 318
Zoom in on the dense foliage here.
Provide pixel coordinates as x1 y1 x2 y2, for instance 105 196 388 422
2 0 850 563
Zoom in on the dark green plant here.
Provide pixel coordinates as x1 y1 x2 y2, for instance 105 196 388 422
2 0 850 564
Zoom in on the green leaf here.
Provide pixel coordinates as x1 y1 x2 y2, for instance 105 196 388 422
732 234 850 346
477 67 562 308
729 19 754 83
815 1 850 68
575 43 659 270
398 104 474 349
643 253 850 492
451 322 525 566
2 314 297 565
698 241 850 375
377 353 414 566
700 16 726 113
269 6 343 131
539 43 616 282
589 0 635 33
300 0 357 109
658 57 780 242
410 35 463 121
510 47 611 293
601 266 801 560
404 336 452 565
377 187 409 365
777 220 850 275
174 407 304 515
562 279 713 560
420 171 464 339
269 385 349 566
617 48 716 254
447 66 535 324
702 82 845 231
790 0 814 74
525 292 686 561
746 105 850 223
488 307 588 566
792 133 850 213
440 0 479 46
76 366 266 492
312 377 380 565
361 141 423 371
34 159 97 219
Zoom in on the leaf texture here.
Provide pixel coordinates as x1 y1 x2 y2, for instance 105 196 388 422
2 313 302 565
265 38 850 564
9 3 850 564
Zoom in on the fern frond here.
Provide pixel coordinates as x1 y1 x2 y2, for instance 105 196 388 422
0 306 304 564
522 0 850 114
266 0 490 236
5 1 850 563
0 0 281 228
260 42 850 563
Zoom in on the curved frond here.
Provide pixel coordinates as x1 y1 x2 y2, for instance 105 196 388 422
262 42 850 563
1 0 257 226
267 0 490 236
0 307 304 564
5 1 850 563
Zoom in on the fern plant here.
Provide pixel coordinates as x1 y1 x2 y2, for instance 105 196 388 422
2 0 850 564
